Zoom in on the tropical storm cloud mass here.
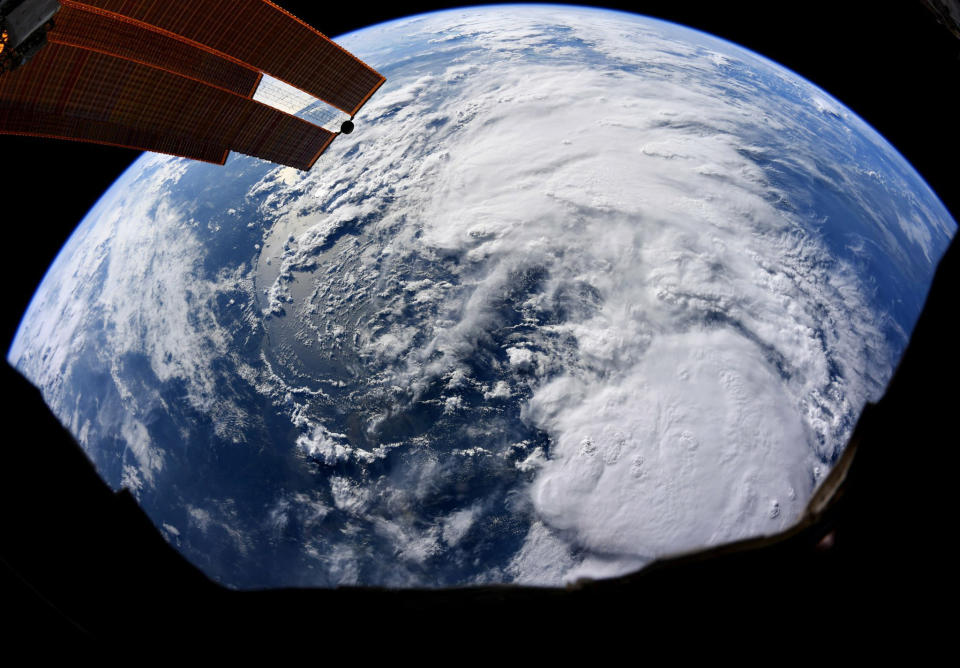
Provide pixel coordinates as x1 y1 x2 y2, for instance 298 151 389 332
9 5 954 587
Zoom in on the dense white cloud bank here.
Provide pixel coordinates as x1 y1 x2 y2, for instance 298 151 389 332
9 6 954 587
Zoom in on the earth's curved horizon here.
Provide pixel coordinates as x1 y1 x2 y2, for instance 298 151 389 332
9 4 955 588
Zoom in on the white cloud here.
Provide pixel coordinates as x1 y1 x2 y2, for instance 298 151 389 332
505 347 535 372
373 517 441 564
483 380 511 399
440 504 480 546
186 500 251 555
295 421 352 464
442 395 463 414
506 521 581 586
187 506 213 533
330 476 372 516
527 328 815 564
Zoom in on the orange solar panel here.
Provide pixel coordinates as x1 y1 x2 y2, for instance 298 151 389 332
0 103 231 163
0 42 336 169
51 3 263 97
70 0 386 115
0 0 383 169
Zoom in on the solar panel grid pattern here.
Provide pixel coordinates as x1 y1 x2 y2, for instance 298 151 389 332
0 46 229 162
73 0 386 114
0 43 334 168
52 3 263 97
232 93 335 168
0 105 232 162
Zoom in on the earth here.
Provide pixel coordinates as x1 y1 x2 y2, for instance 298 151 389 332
8 5 955 589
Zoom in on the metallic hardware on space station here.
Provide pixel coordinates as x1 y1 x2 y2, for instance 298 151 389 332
0 0 60 72
0 0 385 169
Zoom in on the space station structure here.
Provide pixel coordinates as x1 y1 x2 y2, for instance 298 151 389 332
0 0 385 169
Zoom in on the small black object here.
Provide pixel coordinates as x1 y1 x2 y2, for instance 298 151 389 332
340 120 354 135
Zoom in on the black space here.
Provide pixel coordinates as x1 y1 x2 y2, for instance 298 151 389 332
1 1 957 653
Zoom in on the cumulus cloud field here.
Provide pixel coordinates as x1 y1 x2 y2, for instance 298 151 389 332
9 6 955 587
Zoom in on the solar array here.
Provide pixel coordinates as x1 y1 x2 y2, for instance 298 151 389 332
0 0 384 169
